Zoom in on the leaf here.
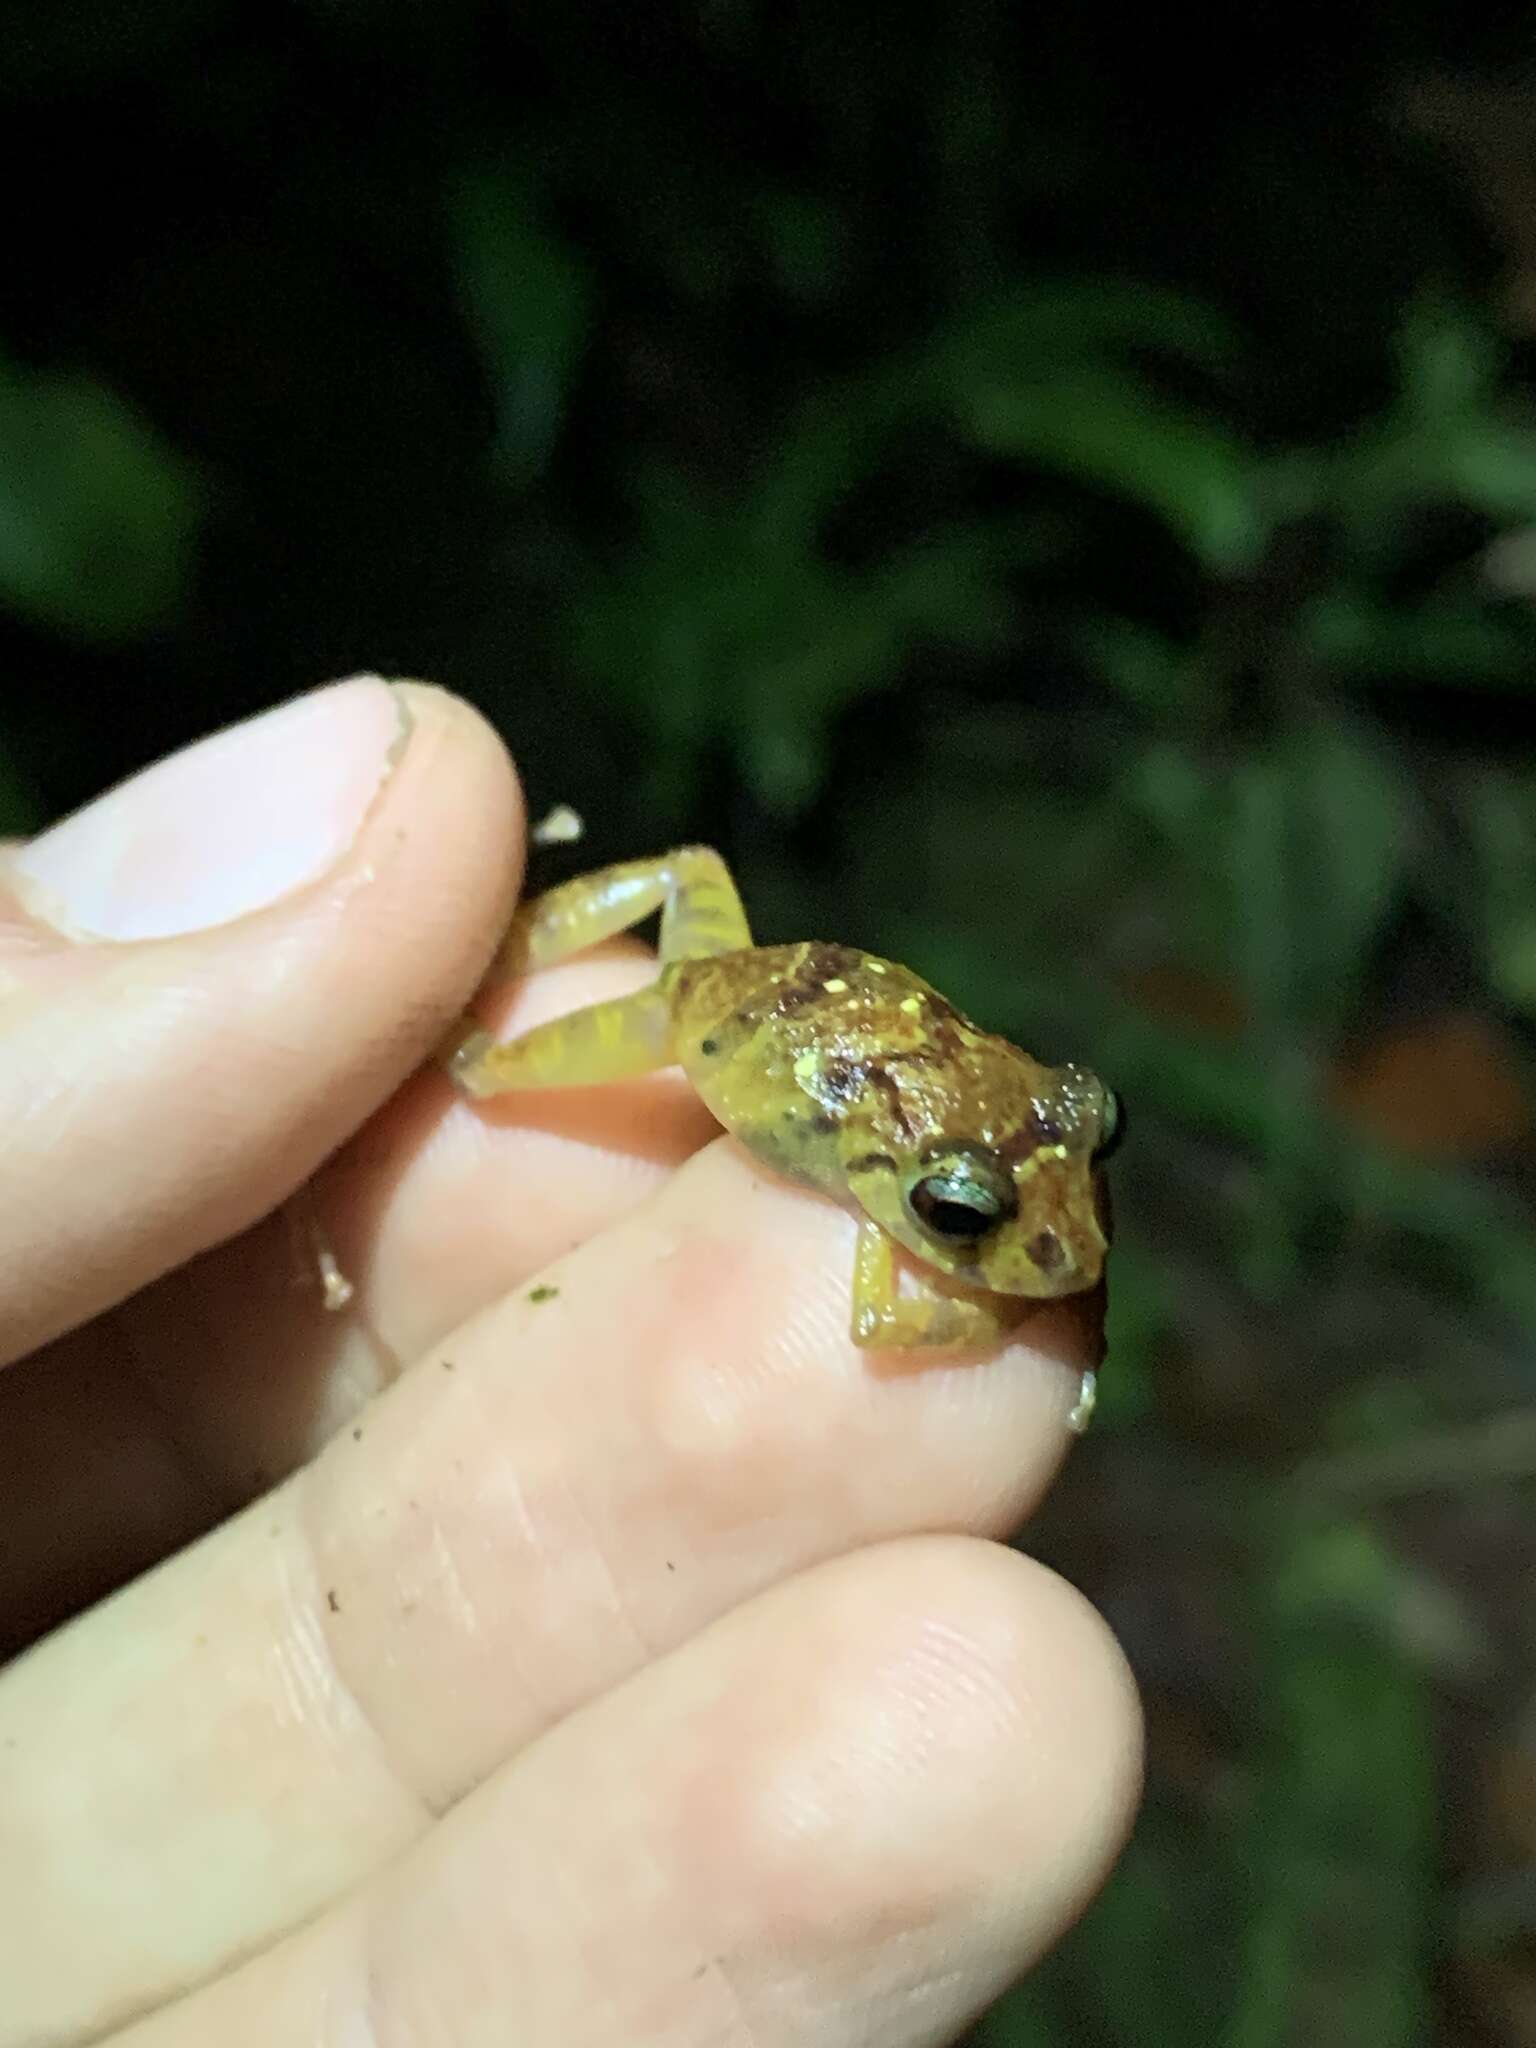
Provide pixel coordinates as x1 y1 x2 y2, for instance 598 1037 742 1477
740 605 894 813
1069 1813 1246 2044
1095 1243 1166 1429
0 355 203 642
1283 720 1412 1031
1305 592 1536 692
1445 422 1536 525
1338 420 1536 542
448 161 593 485
1075 618 1206 717
573 396 1034 816
1224 1519 1434 2048
737 530 1016 814
1392 299 1498 424
1456 768 1536 1018
1217 721 1411 1123
739 356 934 571
958 368 1265 573
949 278 1248 381
1329 304 1536 542
935 280 1259 567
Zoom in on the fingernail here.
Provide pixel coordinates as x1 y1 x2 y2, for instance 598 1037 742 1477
11 677 411 940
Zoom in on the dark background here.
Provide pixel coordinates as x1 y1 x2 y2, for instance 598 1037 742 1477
4 5 1536 2041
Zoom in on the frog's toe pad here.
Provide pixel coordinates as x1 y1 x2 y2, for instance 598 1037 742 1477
444 1028 498 1095
1067 1368 1098 1435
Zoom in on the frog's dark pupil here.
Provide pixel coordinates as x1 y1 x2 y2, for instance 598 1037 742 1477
909 1173 1005 1242
916 1193 989 1239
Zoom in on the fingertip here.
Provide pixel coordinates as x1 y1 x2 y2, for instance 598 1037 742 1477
0 677 529 1365
791 1536 1142 1907
701 1537 1144 1989
388 681 523 826
960 1540 1145 1906
657 1536 1141 2034
368 678 526 917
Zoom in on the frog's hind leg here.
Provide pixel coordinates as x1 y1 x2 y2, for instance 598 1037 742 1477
447 847 751 1096
450 983 676 1096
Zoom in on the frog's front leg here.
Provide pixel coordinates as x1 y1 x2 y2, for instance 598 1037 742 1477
850 1214 1015 1350
447 847 751 1096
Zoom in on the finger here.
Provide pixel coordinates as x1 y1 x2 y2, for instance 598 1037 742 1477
0 679 526 1646
115 938 719 1482
312 939 722 1356
106 1540 1142 2048
0 676 522 1370
0 1142 1104 2027
0 939 719 1652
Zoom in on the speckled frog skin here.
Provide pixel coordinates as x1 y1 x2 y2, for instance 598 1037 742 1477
447 847 1116 1380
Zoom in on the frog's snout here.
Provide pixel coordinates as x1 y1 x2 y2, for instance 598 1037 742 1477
988 1202 1107 1297
1021 1223 1075 1282
1021 1229 1100 1294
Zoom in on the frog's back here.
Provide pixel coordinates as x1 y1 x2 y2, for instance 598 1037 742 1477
663 939 983 1193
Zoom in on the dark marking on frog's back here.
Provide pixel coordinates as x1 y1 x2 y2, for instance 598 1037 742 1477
769 942 865 1017
846 1150 898 1175
994 1101 1071 1165
863 996 969 1084
805 942 863 980
1028 1106 1065 1146
864 1061 914 1138
818 1058 864 1105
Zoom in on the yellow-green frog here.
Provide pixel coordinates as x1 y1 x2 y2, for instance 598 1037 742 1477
447 848 1117 1409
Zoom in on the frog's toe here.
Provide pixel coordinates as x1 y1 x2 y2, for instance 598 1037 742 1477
443 1027 498 1094
1067 1368 1098 1435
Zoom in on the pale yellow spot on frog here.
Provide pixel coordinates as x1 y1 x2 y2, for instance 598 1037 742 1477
899 995 922 1015
823 977 848 993
1014 1141 1071 1183
867 960 888 974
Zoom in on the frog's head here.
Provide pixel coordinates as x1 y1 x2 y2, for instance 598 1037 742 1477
845 1060 1120 1298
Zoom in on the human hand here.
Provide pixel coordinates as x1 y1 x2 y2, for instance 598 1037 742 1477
0 678 1141 2047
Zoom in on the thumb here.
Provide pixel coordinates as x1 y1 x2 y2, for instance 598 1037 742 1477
0 676 521 1369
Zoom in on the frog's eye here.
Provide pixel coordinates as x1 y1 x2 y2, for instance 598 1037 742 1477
906 1151 1017 1245
1093 1090 1125 1163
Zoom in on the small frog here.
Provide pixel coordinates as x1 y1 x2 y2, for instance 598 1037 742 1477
447 848 1116 1406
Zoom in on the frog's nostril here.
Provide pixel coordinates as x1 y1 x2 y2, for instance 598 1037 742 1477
1025 1227 1066 1274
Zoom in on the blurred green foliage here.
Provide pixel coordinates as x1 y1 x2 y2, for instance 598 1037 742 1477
0 349 202 644
982 1519 1435 2048
2 4 1533 2041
